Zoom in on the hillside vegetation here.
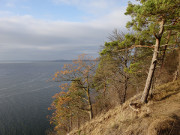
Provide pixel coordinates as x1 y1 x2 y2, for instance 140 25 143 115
47 0 180 134
70 80 180 135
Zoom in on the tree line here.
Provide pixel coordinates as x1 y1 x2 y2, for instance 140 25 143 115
48 0 180 134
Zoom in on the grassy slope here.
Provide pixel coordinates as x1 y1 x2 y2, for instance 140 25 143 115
70 80 180 135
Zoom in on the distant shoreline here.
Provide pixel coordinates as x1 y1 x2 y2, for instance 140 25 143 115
0 59 98 63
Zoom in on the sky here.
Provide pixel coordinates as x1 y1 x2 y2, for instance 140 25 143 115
0 0 136 60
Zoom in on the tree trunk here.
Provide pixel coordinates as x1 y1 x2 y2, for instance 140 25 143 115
141 20 165 103
87 90 93 120
77 114 80 129
122 60 128 103
122 47 129 103
103 83 106 98
160 30 172 68
173 50 180 81
122 74 128 103
87 76 93 120
69 113 72 131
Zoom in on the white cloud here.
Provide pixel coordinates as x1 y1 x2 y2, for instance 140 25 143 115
52 0 127 15
0 2 130 60
21 5 31 10
5 2 15 8
0 11 14 17
52 0 121 7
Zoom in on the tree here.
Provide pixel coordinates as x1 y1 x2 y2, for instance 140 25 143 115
49 91 72 134
49 80 89 134
95 31 138 104
49 54 97 134
173 49 180 81
52 54 97 120
125 0 180 103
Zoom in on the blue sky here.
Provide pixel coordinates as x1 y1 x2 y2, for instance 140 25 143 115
0 0 135 60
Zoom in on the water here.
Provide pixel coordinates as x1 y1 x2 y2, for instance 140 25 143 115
0 61 68 135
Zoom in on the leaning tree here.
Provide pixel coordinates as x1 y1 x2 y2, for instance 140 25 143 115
125 0 180 103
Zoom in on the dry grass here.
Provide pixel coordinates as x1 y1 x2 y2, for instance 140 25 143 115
69 80 180 135
151 80 180 101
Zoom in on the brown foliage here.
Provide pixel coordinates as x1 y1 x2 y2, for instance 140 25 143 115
49 54 97 134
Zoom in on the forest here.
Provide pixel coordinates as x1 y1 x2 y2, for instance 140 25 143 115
48 0 180 134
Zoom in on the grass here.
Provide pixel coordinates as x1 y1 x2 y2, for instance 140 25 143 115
69 80 180 135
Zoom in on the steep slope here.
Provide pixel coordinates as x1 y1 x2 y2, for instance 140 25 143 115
70 80 180 135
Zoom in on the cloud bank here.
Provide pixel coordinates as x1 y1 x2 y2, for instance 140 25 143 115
0 1 131 60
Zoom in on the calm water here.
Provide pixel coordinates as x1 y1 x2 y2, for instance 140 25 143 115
0 62 68 135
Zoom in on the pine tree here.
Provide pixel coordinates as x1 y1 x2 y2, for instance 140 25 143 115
125 0 180 103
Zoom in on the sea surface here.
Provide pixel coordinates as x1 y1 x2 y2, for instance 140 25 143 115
0 61 69 135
